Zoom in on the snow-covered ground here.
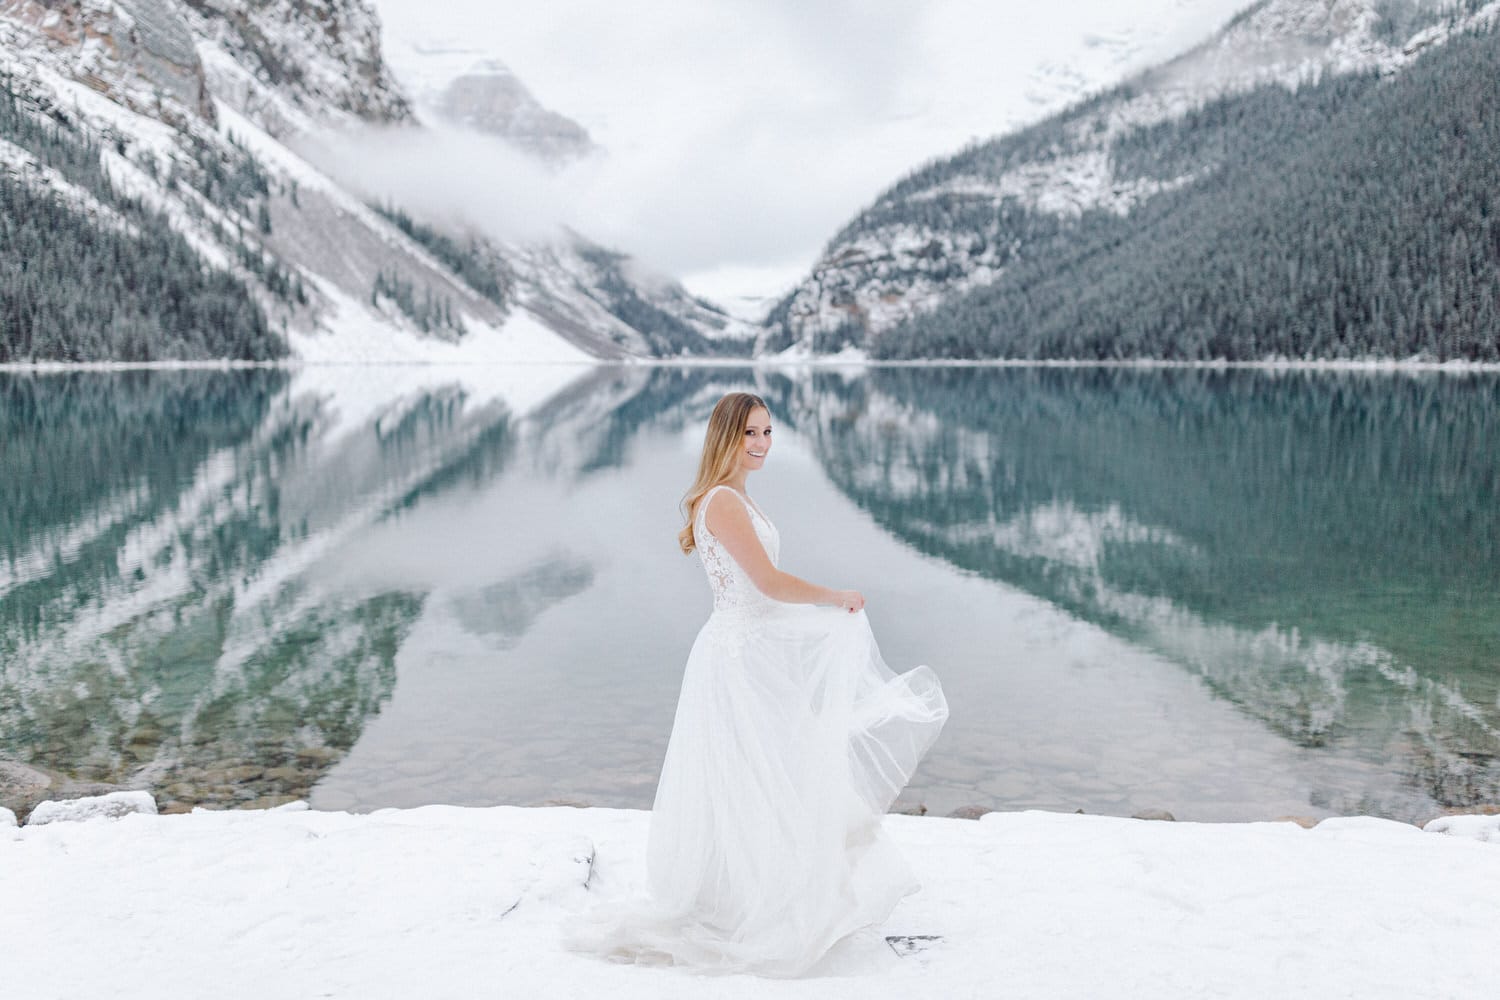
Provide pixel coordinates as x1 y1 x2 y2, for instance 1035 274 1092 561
6 798 1498 999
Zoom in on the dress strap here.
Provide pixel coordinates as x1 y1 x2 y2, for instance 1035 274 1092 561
696 484 735 528
697 484 763 535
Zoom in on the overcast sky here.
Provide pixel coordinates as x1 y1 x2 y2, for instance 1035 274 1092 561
368 0 1248 309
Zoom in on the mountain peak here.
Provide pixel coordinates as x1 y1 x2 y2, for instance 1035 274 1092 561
183 0 412 136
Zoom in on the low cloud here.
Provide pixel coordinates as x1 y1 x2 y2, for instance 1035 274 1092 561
296 110 860 292
346 0 1251 301
295 123 578 245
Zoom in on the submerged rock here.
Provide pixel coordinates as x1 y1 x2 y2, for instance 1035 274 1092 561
0 760 54 811
1 760 128 824
1436 803 1500 817
948 805 995 820
245 795 301 811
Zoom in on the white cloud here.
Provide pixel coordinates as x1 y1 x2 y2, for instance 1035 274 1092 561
363 0 1250 301
295 123 575 244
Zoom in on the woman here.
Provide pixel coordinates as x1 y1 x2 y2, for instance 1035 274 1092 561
568 391 948 976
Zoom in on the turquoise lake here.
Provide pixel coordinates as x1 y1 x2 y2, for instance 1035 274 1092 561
1 365 1495 823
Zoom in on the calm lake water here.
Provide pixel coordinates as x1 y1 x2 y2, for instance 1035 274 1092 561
1 365 1496 823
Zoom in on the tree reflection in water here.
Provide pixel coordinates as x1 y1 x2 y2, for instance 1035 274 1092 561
1 366 1494 819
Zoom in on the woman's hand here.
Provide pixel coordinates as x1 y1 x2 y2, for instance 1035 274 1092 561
833 590 865 613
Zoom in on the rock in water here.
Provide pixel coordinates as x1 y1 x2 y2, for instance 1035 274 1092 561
26 792 158 826
0 759 55 808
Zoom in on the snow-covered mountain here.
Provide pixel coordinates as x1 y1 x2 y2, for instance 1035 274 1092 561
0 0 749 363
381 41 596 166
766 0 1497 357
186 0 411 136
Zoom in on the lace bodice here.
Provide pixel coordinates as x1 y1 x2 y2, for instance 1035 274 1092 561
694 485 780 614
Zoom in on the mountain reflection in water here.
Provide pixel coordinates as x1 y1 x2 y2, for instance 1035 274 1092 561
1 365 1494 822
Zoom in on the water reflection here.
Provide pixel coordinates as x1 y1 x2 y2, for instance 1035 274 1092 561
1 365 1495 821
772 367 1500 811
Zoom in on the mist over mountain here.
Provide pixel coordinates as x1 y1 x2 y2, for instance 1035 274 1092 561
0 0 746 363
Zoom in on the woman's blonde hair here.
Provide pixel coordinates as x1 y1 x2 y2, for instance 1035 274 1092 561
678 391 769 554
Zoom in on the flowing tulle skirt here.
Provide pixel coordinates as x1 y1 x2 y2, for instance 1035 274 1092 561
565 604 948 977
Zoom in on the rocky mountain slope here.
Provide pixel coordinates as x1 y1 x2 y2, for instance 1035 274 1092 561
0 0 747 363
380 41 596 166
767 0 1500 360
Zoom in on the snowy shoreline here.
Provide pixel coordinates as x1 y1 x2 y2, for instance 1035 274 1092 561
5 797 1498 999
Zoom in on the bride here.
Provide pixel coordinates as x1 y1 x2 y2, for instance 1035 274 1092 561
567 391 948 977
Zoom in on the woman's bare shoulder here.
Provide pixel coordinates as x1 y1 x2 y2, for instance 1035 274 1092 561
700 486 751 528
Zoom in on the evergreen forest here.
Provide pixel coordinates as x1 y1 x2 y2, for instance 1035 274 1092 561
862 24 1500 361
0 79 286 362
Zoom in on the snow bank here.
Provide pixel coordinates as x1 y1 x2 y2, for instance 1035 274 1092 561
25 791 158 826
3 804 1496 999
1425 812 1500 844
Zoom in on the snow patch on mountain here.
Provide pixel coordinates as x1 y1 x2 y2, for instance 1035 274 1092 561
912 149 1202 219
290 280 592 365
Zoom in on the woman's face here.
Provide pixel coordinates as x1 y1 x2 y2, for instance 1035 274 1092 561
740 406 772 472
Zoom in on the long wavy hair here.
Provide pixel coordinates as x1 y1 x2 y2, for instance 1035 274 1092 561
678 391 768 554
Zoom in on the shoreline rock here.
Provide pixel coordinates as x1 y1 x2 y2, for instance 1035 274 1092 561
26 791 158 826
1131 808 1176 822
0 759 131 825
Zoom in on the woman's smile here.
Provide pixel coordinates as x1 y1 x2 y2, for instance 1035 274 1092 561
741 406 772 466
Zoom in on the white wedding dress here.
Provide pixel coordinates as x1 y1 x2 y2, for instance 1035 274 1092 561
565 485 949 976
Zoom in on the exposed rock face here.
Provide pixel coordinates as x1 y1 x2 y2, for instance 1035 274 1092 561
182 0 411 134
116 0 208 111
438 60 594 165
0 0 214 123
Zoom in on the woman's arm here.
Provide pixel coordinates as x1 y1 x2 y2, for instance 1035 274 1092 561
704 492 865 611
